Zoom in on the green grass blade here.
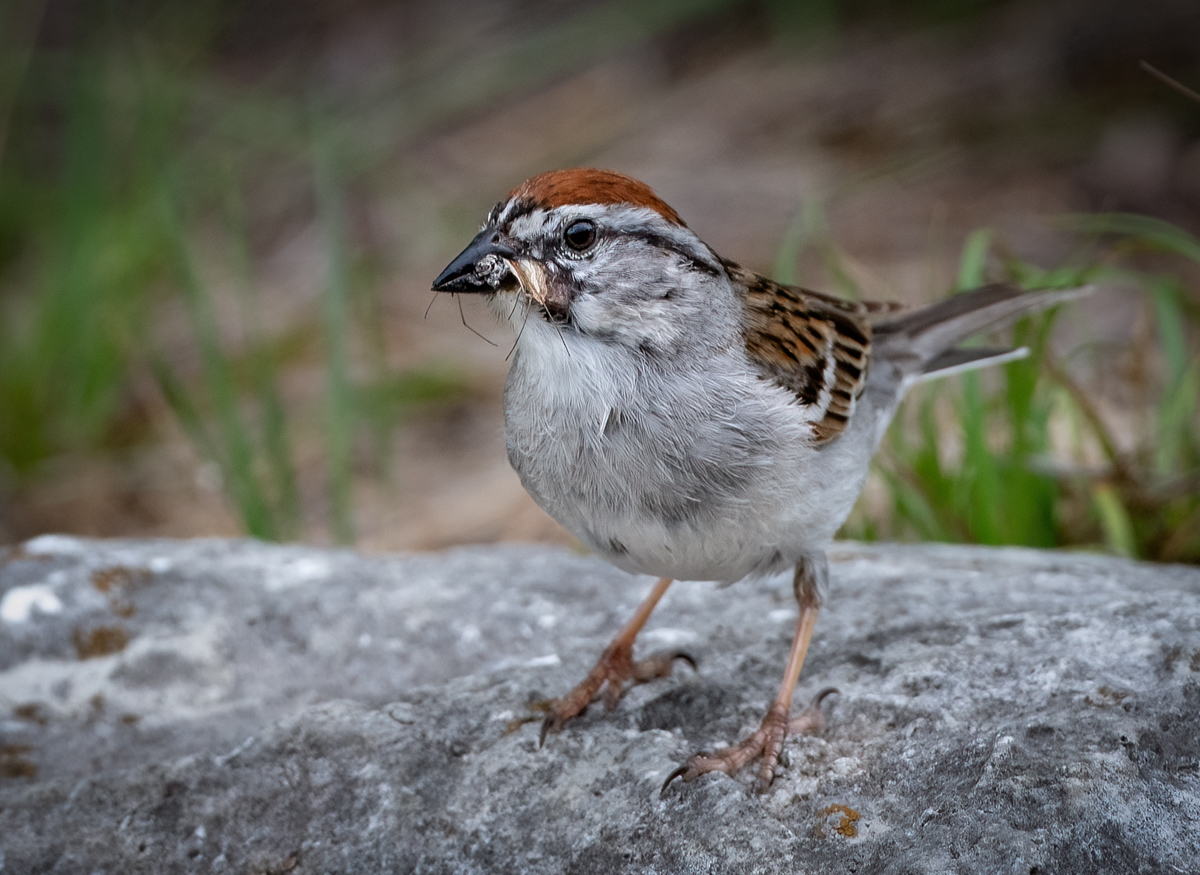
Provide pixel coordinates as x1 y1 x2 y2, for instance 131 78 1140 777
147 351 220 468
773 197 824 286
163 193 278 540
0 0 45 173
312 114 356 545
959 370 1005 544
821 238 864 300
222 175 302 538
1156 361 1200 477
1092 483 1138 558
956 228 992 290
1151 277 1189 389
1147 277 1199 476
1066 213 1200 265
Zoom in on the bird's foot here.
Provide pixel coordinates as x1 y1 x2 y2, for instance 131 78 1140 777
662 687 837 794
539 644 696 746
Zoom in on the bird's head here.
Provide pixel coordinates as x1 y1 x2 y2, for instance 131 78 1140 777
432 168 732 354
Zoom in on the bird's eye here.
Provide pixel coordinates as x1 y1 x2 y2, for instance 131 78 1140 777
563 220 597 252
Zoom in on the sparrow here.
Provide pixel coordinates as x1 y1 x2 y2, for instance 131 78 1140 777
431 168 1086 792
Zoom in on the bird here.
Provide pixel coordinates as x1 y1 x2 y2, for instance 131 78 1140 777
431 168 1087 792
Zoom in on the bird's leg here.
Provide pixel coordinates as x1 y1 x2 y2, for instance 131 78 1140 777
664 555 834 793
540 576 693 744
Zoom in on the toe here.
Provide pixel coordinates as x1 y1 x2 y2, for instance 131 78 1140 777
659 750 731 793
788 686 838 735
631 650 695 682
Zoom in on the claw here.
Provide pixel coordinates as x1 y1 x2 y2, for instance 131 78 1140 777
788 687 838 734
538 714 561 749
671 651 698 672
660 763 691 795
813 686 839 705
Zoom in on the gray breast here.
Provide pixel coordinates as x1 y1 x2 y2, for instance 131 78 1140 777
503 347 781 543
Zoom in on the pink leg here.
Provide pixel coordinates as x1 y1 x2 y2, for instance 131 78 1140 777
540 577 694 745
663 556 835 793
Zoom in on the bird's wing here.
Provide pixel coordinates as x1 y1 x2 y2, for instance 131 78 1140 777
730 260 895 446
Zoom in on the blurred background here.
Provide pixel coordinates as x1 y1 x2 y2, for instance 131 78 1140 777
0 0 1198 562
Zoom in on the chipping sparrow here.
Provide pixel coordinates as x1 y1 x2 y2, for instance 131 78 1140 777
432 168 1087 792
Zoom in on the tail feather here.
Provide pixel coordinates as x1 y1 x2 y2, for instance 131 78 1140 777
916 346 1030 382
873 283 1090 369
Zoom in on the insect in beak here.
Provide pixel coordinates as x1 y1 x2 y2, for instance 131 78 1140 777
434 229 567 319
431 228 517 293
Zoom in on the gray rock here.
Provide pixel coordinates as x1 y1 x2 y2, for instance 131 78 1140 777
1 536 1198 874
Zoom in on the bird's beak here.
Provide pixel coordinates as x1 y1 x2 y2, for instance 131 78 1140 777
431 229 517 293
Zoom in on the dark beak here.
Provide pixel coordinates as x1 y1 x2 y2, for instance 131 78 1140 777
431 228 517 292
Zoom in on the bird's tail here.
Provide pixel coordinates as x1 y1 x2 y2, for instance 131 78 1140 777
872 283 1090 381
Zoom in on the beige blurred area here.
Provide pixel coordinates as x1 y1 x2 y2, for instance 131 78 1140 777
2 0 1198 552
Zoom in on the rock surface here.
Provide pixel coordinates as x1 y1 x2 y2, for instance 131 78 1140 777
1 536 1199 874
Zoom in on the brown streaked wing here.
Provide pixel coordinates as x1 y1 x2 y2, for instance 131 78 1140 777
730 260 882 446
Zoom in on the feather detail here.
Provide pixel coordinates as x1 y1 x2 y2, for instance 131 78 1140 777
729 259 890 446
